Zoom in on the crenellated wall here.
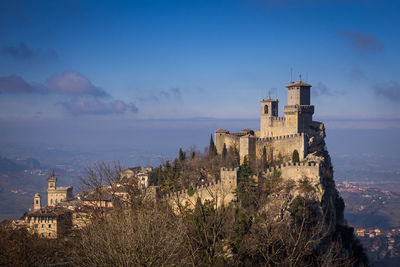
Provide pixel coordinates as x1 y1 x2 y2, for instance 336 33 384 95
255 133 306 162
163 168 238 209
263 161 320 181
163 160 324 211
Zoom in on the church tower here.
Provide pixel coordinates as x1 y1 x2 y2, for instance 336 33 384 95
260 98 279 137
33 193 41 210
48 171 57 190
284 80 314 134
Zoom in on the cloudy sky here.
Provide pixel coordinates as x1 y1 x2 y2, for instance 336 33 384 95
1 0 400 151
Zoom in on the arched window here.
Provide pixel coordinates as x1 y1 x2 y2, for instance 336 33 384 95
264 105 268 114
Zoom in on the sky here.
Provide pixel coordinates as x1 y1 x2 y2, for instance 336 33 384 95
1 0 400 154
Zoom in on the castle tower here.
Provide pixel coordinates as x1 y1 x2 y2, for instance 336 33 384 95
48 170 57 190
260 98 279 137
48 171 57 206
284 80 314 134
33 193 41 210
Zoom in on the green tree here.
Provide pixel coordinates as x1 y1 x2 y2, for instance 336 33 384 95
179 148 186 161
292 149 300 163
233 146 240 167
235 157 257 209
209 134 217 156
222 143 227 159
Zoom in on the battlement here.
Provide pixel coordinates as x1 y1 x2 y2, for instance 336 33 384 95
271 116 286 121
256 132 303 142
220 167 239 172
284 105 314 114
162 180 221 200
264 161 319 173
262 161 321 182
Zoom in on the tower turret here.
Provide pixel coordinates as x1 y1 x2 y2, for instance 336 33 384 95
284 80 314 134
33 193 41 210
260 98 279 137
48 170 57 190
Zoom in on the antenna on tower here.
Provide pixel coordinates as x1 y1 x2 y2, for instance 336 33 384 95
299 73 302 82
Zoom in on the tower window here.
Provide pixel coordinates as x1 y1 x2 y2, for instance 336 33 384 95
36 200 38 204
264 105 268 114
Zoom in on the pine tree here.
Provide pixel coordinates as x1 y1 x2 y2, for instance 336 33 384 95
179 148 186 161
235 156 257 209
292 149 299 163
222 143 227 159
209 134 217 156
262 146 267 162
233 146 240 166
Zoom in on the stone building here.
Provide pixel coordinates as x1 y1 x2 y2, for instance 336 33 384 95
47 171 73 206
215 80 322 164
120 166 152 189
27 207 72 239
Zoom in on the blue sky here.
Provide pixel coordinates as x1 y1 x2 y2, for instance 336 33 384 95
0 0 399 123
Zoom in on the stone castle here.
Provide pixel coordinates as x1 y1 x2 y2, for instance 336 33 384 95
166 80 332 210
19 79 339 237
215 80 322 164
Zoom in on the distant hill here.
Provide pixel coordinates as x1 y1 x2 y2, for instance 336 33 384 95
0 157 41 172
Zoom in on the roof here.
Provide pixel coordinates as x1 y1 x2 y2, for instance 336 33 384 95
286 81 312 88
82 190 114 201
28 206 71 217
215 128 229 133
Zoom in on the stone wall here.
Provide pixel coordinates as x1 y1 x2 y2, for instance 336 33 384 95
163 168 238 209
215 132 240 154
255 133 306 162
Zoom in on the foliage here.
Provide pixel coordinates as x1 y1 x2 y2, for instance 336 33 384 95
187 186 196 197
235 157 258 210
222 143 227 159
277 152 284 164
292 149 300 163
209 134 217 157
179 148 186 161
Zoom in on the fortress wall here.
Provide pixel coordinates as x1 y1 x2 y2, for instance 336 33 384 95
255 133 306 162
263 161 323 200
260 116 288 137
264 162 320 181
240 136 256 164
164 168 238 210
215 133 240 154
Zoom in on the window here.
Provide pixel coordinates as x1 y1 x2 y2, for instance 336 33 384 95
264 105 268 114
49 224 51 228
51 199 53 204
49 233 51 237
35 200 38 204
42 224 44 228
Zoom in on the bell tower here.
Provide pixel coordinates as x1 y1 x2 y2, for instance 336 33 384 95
48 170 57 190
260 98 278 137
33 193 41 210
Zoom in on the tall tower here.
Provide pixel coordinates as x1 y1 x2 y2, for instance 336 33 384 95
284 80 314 133
260 98 279 137
48 170 57 190
33 193 41 210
